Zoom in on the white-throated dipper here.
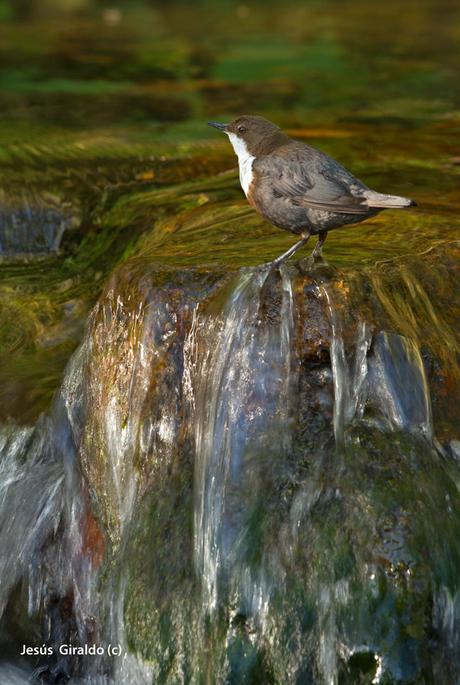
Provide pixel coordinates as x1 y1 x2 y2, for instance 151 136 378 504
208 116 416 265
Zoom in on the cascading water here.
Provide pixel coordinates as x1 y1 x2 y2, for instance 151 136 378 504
0 278 172 683
322 283 433 443
321 284 372 445
1 258 460 684
0 371 99 683
0 192 79 256
186 266 295 617
184 264 460 683
313 279 441 683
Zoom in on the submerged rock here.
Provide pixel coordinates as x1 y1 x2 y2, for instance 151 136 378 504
1 244 460 684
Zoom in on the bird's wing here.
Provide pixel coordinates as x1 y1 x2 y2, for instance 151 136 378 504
253 144 371 215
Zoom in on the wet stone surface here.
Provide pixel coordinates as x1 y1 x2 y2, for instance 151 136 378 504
0 2 459 680
0 253 456 683
0 193 80 257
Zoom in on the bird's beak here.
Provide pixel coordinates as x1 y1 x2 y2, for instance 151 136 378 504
208 121 228 132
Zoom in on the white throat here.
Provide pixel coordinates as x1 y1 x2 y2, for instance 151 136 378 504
227 132 255 197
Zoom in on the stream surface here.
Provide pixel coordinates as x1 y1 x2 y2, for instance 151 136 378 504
0 1 460 683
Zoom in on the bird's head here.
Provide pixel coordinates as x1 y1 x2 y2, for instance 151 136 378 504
208 115 287 157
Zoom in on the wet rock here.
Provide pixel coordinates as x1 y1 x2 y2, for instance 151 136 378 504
77 262 227 550
1 244 460 683
0 192 80 257
75 255 458 683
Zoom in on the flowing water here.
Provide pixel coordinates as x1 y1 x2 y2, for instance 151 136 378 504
0 0 460 682
188 266 295 615
324 288 433 444
1 256 460 682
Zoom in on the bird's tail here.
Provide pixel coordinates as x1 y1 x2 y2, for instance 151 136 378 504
365 191 417 209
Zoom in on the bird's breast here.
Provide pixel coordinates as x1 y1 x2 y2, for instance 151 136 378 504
226 132 255 197
238 155 255 197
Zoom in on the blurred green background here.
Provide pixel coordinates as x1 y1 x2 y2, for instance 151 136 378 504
0 0 459 133
0 0 459 422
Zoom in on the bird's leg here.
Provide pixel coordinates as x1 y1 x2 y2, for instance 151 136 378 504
311 231 328 259
268 231 311 268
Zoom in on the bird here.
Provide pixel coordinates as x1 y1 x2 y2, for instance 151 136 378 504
208 116 416 266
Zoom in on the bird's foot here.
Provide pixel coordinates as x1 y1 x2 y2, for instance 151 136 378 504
259 256 287 270
311 231 328 260
311 245 323 260
300 255 323 272
258 231 312 270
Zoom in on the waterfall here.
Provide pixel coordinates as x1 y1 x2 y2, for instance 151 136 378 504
0 191 79 256
0 424 65 619
186 266 295 615
322 284 433 445
1 260 460 683
0 343 112 683
183 266 459 683
0 300 156 683
368 332 433 438
322 283 371 445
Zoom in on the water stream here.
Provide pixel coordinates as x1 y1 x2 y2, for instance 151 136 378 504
187 266 295 616
0 259 460 683
323 284 434 444
0 0 459 681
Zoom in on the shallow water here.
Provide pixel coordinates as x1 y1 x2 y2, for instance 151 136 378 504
0 0 459 422
0 1 460 683
2 256 460 682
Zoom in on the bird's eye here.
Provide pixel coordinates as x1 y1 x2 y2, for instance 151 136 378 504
238 126 247 134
